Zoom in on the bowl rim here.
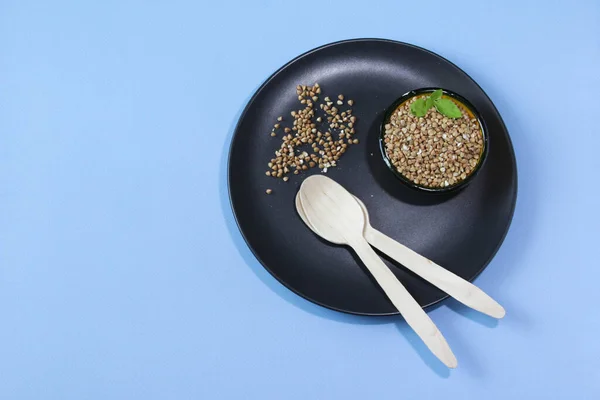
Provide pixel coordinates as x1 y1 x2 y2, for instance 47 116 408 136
379 87 489 193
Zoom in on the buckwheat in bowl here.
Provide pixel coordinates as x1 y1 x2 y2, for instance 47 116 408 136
380 88 488 193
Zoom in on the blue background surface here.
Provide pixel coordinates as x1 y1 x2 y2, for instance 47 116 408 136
1 0 599 398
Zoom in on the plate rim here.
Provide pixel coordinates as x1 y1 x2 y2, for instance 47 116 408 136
227 38 518 316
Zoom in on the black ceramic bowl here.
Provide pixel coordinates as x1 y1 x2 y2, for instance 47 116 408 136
379 88 489 193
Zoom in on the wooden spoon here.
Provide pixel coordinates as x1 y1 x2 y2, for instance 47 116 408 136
296 193 505 319
298 175 457 369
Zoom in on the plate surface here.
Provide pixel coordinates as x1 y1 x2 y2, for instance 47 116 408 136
228 39 517 316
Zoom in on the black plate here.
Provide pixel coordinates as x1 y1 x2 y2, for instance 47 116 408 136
228 39 517 316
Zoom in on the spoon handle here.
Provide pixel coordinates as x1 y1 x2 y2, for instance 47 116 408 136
350 238 457 369
365 228 505 319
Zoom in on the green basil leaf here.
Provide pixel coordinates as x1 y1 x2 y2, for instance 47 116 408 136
430 89 443 102
434 98 462 119
410 98 429 117
425 89 442 110
425 96 434 110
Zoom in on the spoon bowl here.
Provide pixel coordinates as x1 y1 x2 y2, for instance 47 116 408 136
296 191 368 238
298 175 366 246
